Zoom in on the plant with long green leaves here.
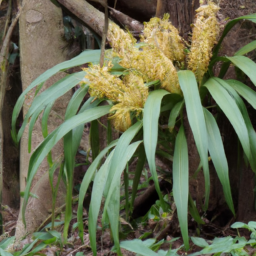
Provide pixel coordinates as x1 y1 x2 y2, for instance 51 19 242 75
11 1 256 254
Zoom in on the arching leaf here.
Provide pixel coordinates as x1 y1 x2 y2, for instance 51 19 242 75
227 56 256 86
143 90 170 210
204 78 251 161
178 70 210 209
204 108 235 215
173 125 189 250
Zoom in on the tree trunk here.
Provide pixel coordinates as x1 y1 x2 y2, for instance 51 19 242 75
15 0 69 241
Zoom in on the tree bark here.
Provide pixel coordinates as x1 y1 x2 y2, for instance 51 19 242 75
15 0 69 241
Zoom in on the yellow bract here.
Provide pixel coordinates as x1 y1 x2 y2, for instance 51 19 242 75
110 73 148 132
84 65 148 131
85 64 126 102
108 22 181 95
142 14 186 65
188 2 220 85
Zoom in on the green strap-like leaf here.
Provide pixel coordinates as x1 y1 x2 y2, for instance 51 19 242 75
214 14 256 57
0 248 14 256
203 108 235 215
204 78 251 161
72 98 102 156
89 150 115 256
63 134 74 242
143 90 170 210
12 50 101 139
62 86 90 241
14 72 86 142
42 102 55 138
222 81 256 174
64 86 89 120
188 194 205 225
226 79 256 110
168 100 184 132
0 236 15 250
178 70 210 209
235 40 256 56
22 105 111 226
42 102 55 165
28 107 43 153
227 56 256 86
106 141 142 254
107 185 121 255
173 125 189 250
104 122 143 198
77 140 118 242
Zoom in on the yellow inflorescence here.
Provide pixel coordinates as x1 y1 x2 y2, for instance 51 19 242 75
83 3 220 131
188 2 220 85
110 73 148 132
108 22 137 62
108 22 181 95
85 64 126 102
84 64 148 132
142 14 185 64
125 44 181 94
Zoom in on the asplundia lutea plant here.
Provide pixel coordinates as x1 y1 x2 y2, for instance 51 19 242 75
188 2 220 85
11 0 256 254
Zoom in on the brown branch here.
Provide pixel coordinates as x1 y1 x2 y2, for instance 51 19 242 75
132 180 170 219
100 4 109 67
2 0 12 42
114 0 117 9
0 5 23 65
86 0 109 67
156 0 165 18
109 7 143 32
56 0 106 36
56 0 144 40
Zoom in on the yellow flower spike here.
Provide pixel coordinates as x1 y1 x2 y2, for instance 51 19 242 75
188 2 220 85
142 14 186 64
126 45 181 95
110 108 132 133
84 63 149 132
107 21 182 95
108 22 137 59
109 72 148 132
84 64 126 102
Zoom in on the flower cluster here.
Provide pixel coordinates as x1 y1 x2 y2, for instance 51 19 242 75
142 14 186 65
83 2 220 131
188 2 220 85
108 22 181 95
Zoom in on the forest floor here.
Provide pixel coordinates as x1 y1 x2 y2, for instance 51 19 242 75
2 175 256 256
